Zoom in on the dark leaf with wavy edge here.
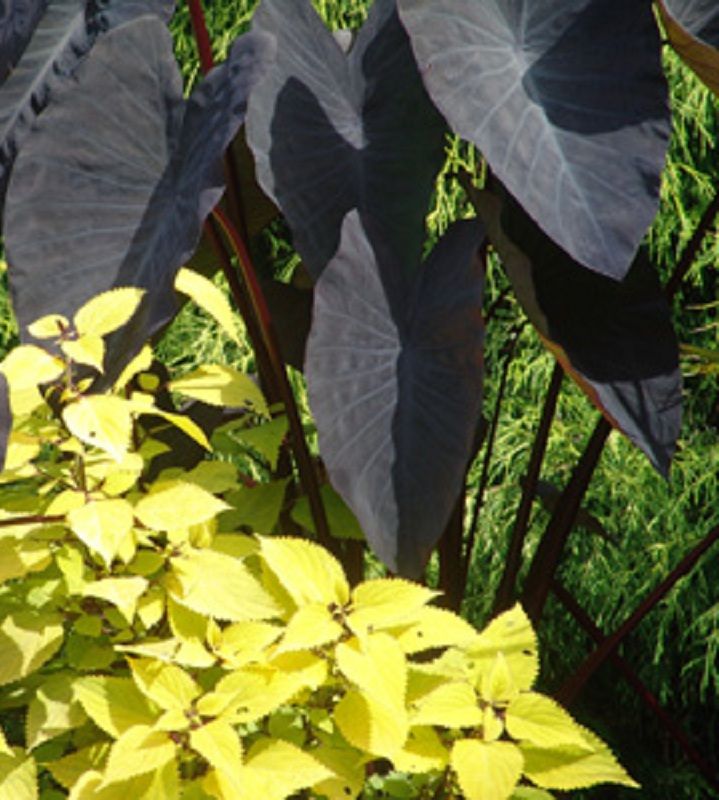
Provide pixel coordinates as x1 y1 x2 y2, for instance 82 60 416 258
247 0 446 280
305 210 485 577
5 16 274 385
474 186 680 476
398 0 670 280
659 0 719 95
0 0 48 84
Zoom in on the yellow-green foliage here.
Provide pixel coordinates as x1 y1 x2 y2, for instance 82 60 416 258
0 283 637 799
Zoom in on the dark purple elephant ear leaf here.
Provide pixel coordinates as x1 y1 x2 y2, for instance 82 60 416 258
4 15 274 385
475 186 681 476
0 0 48 84
0 0 91 212
305 210 485 577
246 0 446 280
659 0 719 95
398 0 670 281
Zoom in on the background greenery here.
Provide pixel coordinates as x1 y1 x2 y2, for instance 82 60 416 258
3 1 718 797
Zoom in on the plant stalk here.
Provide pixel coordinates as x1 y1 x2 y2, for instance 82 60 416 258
212 208 332 550
493 361 563 614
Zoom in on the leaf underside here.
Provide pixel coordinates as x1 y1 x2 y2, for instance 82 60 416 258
305 210 485 577
247 0 447 280
498 189 681 476
398 0 671 280
4 15 273 384
660 0 719 95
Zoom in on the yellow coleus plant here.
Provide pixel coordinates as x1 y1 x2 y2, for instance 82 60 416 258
0 285 637 799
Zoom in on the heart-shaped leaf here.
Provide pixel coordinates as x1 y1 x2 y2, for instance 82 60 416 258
398 0 670 280
247 0 446 280
305 210 485 577
5 15 274 383
659 0 719 95
475 186 681 475
0 0 48 85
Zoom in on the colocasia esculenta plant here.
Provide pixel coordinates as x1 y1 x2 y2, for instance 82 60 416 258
0 1 716 579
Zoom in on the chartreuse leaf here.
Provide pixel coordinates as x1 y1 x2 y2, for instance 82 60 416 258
114 345 152 393
73 287 145 338
0 537 51 583
102 725 176 785
61 334 105 373
135 481 228 531
1 344 63 414
510 789 555 800
45 742 110 791
0 747 37 800
175 268 241 346
62 396 133 461
83 577 148 623
68 759 179 800
166 597 215 668
480 653 518 706
170 365 268 416
466 605 539 693
135 403 211 452
25 674 86 750
277 603 343 653
260 536 350 608
67 499 134 565
334 689 405 760
129 658 201 712
27 314 69 339
208 621 282 669
0 612 64 686
0 729 9 757
347 579 438 637
392 726 448 773
167 547 281 622
73 676 159 738
408 680 482 729
189 719 243 779
506 693 593 751
392 606 478 654
312 742 365 800
451 739 524 800
238 738 333 800
225 415 288 471
520 726 638 790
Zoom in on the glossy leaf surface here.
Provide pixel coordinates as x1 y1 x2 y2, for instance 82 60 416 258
247 0 446 279
398 0 670 279
482 188 681 475
660 0 719 94
305 211 484 576
5 16 273 383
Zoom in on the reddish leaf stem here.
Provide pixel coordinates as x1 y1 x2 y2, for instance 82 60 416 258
665 191 719 300
211 208 332 550
187 0 215 73
493 361 563 614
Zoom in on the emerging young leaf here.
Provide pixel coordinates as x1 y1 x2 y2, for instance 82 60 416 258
306 211 485 576
5 16 274 384
247 0 446 278
398 0 670 279
660 0 719 94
